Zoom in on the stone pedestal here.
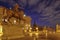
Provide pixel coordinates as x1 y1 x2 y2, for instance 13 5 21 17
2 24 24 40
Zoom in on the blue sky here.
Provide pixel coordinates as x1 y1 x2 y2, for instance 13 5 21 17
0 0 60 27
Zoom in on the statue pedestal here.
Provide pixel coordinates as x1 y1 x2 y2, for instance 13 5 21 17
2 24 24 40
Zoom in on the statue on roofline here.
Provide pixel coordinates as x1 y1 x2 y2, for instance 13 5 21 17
1 3 31 25
2 3 24 24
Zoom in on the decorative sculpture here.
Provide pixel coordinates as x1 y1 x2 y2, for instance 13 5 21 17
2 4 25 24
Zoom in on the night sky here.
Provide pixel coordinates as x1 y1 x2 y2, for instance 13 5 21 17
0 0 60 27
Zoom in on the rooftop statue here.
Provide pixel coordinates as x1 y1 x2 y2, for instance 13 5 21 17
2 4 25 24
0 3 31 25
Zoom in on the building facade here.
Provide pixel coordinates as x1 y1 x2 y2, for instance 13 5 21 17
56 24 60 33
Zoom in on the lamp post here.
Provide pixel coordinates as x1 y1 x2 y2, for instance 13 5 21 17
34 27 39 40
28 27 39 40
46 30 47 39
29 27 32 37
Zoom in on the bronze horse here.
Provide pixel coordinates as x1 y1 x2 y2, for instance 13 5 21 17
2 6 25 24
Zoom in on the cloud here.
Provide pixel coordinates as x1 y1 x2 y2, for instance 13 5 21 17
0 0 7 2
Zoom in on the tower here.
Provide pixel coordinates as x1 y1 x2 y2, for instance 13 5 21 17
56 24 60 33
43 26 47 33
32 20 38 31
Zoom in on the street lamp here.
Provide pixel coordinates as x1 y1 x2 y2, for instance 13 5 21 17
45 30 48 39
36 27 38 30
35 32 39 38
29 27 32 32
28 27 39 40
14 20 16 24
28 27 33 37
23 14 26 17
34 31 39 40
